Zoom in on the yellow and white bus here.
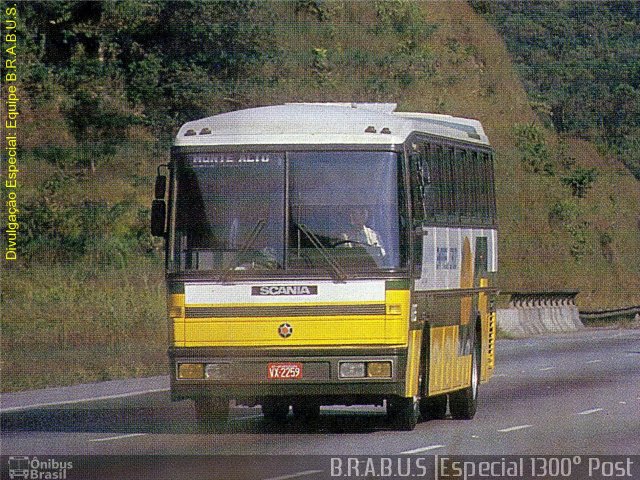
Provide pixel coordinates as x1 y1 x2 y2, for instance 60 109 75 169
151 103 497 430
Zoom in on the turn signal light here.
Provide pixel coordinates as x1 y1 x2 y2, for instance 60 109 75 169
178 363 204 379
367 361 392 378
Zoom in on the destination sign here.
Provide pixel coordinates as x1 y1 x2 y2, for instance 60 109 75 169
189 153 283 166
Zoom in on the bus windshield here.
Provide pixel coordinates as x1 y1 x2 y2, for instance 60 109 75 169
172 151 404 275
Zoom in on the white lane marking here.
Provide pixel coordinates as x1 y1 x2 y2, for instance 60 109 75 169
262 470 323 480
586 359 602 364
577 408 604 415
493 373 508 377
539 367 555 371
89 433 146 443
497 424 533 433
401 444 445 454
620 401 627 405
0 388 169 413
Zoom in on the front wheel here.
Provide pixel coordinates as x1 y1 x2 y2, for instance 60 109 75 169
449 338 480 420
387 396 419 431
195 398 230 430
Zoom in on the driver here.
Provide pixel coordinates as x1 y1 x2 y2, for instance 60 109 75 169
341 207 385 256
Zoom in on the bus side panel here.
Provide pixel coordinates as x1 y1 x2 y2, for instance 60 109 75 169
404 328 422 397
168 293 185 347
427 325 472 396
478 279 497 382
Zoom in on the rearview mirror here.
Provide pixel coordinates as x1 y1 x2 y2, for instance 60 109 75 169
155 175 167 200
151 199 166 237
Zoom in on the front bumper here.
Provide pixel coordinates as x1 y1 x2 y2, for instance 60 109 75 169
169 346 408 403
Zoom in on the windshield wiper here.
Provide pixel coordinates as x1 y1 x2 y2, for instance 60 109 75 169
297 224 347 282
218 219 266 283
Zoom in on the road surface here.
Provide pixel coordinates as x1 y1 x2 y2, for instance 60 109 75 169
2 328 639 479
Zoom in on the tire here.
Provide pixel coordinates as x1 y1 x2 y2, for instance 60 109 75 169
195 398 230 430
449 337 480 420
419 394 448 420
418 325 448 421
292 402 321 422
262 399 290 422
387 396 419 431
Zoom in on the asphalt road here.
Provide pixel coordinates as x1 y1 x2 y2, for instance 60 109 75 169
2 328 639 479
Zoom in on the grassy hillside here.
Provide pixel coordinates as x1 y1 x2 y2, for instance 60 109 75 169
3 1 639 391
246 1 640 307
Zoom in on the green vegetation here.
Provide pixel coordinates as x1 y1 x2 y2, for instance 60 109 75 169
472 1 640 180
513 123 554 174
560 167 598 199
3 1 639 391
2 259 166 391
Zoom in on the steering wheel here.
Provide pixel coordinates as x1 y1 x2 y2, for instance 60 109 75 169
330 239 368 248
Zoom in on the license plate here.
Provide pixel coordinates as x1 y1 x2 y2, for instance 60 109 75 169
267 362 303 379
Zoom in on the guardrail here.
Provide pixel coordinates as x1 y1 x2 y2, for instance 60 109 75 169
496 290 583 337
502 290 580 308
579 305 640 322
497 290 639 335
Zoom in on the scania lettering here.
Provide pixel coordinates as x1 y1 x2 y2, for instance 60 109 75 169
152 103 498 430
254 286 317 296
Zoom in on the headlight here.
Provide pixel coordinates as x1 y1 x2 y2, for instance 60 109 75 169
339 362 366 378
205 363 230 380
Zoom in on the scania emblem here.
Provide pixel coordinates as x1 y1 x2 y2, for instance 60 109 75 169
278 323 293 338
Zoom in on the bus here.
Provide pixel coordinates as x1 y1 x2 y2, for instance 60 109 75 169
151 103 497 431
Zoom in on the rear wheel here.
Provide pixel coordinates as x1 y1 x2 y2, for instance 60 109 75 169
387 396 419 431
262 399 290 422
195 398 230 430
449 337 480 420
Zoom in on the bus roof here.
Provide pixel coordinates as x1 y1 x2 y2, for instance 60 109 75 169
174 103 490 148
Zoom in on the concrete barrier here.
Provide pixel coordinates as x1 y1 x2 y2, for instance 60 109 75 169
497 291 584 337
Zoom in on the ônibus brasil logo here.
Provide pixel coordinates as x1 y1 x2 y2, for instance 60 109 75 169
8 456 73 479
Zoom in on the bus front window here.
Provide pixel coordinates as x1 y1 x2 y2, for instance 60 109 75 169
171 150 404 274
289 151 403 272
173 153 285 272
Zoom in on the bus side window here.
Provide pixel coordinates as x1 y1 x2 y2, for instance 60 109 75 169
431 144 447 224
420 143 435 221
409 150 426 223
443 146 457 223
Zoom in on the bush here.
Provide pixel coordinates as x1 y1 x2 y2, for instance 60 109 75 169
21 194 153 266
561 167 598 198
513 123 555 174
312 47 332 86
549 199 580 227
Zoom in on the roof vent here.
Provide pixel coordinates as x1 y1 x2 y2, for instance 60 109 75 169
200 128 212 135
380 127 392 134
184 129 197 136
365 126 377 133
